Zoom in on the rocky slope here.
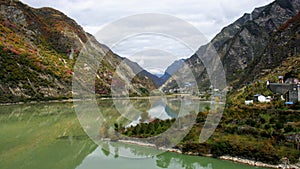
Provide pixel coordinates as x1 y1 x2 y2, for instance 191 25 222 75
163 0 300 91
240 11 300 85
0 0 155 103
123 58 185 88
231 11 300 102
158 59 185 88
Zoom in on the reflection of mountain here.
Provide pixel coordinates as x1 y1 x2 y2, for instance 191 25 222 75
148 100 178 120
126 99 178 127
124 98 204 128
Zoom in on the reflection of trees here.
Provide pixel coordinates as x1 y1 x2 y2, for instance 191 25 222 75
0 102 77 123
97 142 214 169
114 146 119 159
101 142 110 156
101 141 162 158
156 153 172 168
178 158 199 169
156 152 212 169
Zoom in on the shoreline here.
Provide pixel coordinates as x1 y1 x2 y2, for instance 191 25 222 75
118 139 182 154
0 99 77 106
0 95 208 106
117 139 299 169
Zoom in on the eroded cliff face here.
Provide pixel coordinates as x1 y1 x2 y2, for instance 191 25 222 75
0 0 155 103
163 0 300 91
240 11 300 85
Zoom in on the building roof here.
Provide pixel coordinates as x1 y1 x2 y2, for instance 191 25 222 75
269 83 297 94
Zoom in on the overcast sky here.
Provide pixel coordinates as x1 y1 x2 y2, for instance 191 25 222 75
21 0 273 75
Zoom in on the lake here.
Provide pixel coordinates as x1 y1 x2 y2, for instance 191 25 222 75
0 99 267 169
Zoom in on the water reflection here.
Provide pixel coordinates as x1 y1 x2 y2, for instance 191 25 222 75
126 99 179 127
73 97 216 158
76 141 265 169
114 97 207 128
76 142 213 169
76 142 263 169
0 101 264 169
0 102 96 169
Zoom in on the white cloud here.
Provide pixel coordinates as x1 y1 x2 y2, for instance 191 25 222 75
21 0 274 72
21 0 273 36
122 48 182 75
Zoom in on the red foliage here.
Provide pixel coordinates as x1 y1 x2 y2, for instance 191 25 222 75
10 48 20 55
34 61 41 67
3 19 17 30
66 70 73 77
19 48 25 53
28 49 37 55
149 118 158 123
3 20 11 28
3 47 9 52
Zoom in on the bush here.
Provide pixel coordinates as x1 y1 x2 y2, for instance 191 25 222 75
284 125 294 133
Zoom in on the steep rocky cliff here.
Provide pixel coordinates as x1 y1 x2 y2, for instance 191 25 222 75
240 11 300 84
229 11 300 103
163 0 300 91
0 0 155 103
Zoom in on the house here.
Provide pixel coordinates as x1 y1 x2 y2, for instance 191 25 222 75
253 94 271 103
267 71 300 103
253 94 261 102
245 100 253 105
268 83 300 103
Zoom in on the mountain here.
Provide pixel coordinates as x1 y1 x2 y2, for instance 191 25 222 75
159 59 185 86
0 0 155 103
240 11 300 85
122 58 161 87
162 0 300 91
229 11 300 103
124 58 185 88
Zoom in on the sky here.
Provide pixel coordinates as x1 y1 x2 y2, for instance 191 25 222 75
21 0 274 75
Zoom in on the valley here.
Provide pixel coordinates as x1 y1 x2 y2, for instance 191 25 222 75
0 0 300 168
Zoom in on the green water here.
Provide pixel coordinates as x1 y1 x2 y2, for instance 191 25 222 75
0 100 267 169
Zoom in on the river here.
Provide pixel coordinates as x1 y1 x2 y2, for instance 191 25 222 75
0 99 267 169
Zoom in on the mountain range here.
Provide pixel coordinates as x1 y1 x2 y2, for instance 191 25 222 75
0 0 299 103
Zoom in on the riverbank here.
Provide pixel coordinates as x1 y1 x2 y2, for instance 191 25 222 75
0 99 76 106
0 94 206 106
0 95 208 106
118 139 182 154
0 97 113 106
116 139 299 169
219 156 300 169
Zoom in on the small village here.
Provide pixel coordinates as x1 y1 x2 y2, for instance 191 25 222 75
245 74 300 107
